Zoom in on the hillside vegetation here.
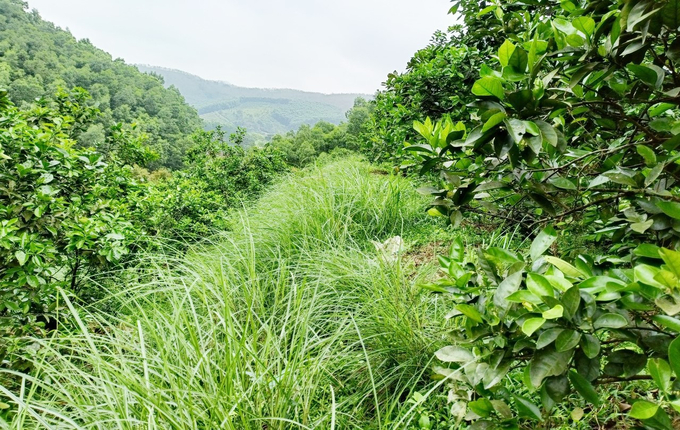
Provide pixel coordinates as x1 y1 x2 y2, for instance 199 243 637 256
0 0 201 168
138 65 369 140
4 0 680 429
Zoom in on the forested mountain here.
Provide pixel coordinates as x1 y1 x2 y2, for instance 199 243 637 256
0 0 202 168
137 65 370 139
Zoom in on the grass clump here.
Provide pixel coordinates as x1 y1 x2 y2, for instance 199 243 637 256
1 157 478 429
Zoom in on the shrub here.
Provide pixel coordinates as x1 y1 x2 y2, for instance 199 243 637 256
427 232 680 428
406 0 680 251
0 89 144 369
135 127 289 242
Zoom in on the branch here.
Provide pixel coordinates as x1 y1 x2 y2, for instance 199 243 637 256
595 375 653 386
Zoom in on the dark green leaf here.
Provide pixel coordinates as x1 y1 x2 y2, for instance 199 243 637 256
469 398 494 418
529 348 572 388
513 394 543 420
594 313 628 329
663 0 680 29
581 334 601 359
545 375 570 402
568 370 600 405
456 304 484 323
556 330 581 352
536 328 564 349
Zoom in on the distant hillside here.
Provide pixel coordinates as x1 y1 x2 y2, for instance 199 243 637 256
137 65 370 140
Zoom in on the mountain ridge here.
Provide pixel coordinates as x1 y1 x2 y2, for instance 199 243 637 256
136 65 372 139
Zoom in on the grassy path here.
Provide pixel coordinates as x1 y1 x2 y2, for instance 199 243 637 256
2 157 482 429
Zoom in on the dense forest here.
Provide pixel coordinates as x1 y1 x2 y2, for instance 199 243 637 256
3 0 680 429
0 0 201 169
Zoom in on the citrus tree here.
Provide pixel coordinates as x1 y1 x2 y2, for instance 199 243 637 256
0 89 145 370
400 0 680 427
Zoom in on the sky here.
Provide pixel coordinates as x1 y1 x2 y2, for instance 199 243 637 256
25 0 454 95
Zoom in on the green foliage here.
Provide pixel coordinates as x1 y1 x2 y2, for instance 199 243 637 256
364 31 484 162
137 127 288 241
393 0 680 426
428 232 680 428
0 85 287 374
0 89 143 369
406 0 680 252
0 1 202 168
269 98 372 167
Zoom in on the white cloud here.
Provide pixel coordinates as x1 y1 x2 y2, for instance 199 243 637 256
26 0 453 94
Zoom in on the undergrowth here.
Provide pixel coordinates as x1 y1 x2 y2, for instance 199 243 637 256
0 157 497 429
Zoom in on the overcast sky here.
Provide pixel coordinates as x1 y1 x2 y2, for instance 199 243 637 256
25 0 454 94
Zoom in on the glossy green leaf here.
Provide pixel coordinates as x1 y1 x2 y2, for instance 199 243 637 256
472 77 505 100
15 251 27 266
648 358 672 393
573 16 596 37
482 112 507 133
544 256 585 278
656 201 680 220
469 398 494 418
627 64 664 89
512 394 542 420
659 248 680 278
522 317 546 336
548 176 577 190
542 305 564 320
529 348 571 387
593 313 628 329
498 40 516 68
581 334 601 359
629 400 659 420
555 330 581 352
527 273 555 298
536 328 564 349
456 304 484 323
652 315 680 332
637 145 657 167
508 46 529 72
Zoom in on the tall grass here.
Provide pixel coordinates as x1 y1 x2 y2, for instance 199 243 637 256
0 158 458 429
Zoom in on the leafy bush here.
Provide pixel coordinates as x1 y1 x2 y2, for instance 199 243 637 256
395 0 680 427
136 127 289 241
363 31 483 163
425 230 680 428
0 89 144 369
406 0 680 251
269 98 372 168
